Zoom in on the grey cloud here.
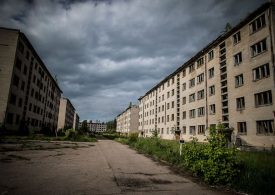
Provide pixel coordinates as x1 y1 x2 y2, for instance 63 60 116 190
0 0 266 121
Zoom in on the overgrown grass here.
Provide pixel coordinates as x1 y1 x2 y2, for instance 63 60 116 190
234 150 275 195
116 135 275 195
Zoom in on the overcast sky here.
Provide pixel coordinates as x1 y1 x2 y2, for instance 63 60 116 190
0 0 265 122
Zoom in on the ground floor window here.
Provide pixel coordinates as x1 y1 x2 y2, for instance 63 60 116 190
237 122 247 135
256 120 274 135
189 126 196 135
198 125 205 135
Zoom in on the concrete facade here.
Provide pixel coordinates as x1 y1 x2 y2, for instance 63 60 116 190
138 3 275 148
116 105 139 135
57 97 75 130
87 121 107 133
73 112 80 130
0 27 62 134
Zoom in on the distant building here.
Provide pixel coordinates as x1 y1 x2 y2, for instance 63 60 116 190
116 104 139 135
138 2 275 148
0 27 62 134
73 112 80 130
87 120 107 133
57 97 75 130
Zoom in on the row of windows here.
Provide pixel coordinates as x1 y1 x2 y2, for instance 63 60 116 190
238 120 274 135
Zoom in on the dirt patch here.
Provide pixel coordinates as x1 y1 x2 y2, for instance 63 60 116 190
149 178 172 184
115 177 149 188
1 154 30 163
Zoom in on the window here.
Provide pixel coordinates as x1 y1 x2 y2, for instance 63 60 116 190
167 115 169 122
189 78 195 88
182 83 186 91
255 90 272 107
251 39 267 57
9 93 17 105
182 69 186 77
23 65 28 75
15 58 22 71
198 125 205 135
167 91 170 98
162 94 164 101
21 81 25 91
253 63 270 81
182 126 186 134
6 113 13 124
167 103 170 110
250 14 266 33
209 85 215 96
18 42 24 54
167 80 170 87
234 52 242 65
208 50 214 61
189 126 196 135
171 77 174 84
236 97 245 110
197 73 204 84
18 98 23 107
256 120 274 135
182 97 186 105
182 111 186 119
208 67 214 78
162 105 164 111
197 89 204 100
171 114 174 121
26 51 30 60
197 107 205 117
233 31 241 44
171 89 175 96
189 109 196 118
162 116 164 123
12 74 19 87
189 93 195 102
209 104 216 114
189 63 195 73
171 101 174 108
235 74 244 87
197 57 204 68
237 122 247 135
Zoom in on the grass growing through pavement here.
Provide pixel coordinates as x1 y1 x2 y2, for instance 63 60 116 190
115 133 275 195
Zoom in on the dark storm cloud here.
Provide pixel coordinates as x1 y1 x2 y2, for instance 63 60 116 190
0 0 265 121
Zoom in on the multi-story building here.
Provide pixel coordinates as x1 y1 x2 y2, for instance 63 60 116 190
116 104 139 135
57 97 75 130
87 120 107 133
0 27 62 134
139 2 275 148
73 112 80 130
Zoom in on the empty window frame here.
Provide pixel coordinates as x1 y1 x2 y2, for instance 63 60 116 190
208 50 214 61
189 93 195 103
182 111 186 119
249 14 266 33
182 97 186 105
208 67 214 78
209 85 215 96
197 73 204 84
197 57 204 68
197 107 205 117
189 126 196 135
182 83 186 91
236 97 245 110
253 63 270 81
233 31 241 44
209 104 216 114
197 89 204 100
237 122 247 135
189 78 195 88
251 39 267 57
198 125 205 135
256 120 274 135
234 52 242 65
255 90 272 107
189 109 196 118
189 63 195 73
235 74 244 87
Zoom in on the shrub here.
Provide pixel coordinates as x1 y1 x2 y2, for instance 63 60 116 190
128 132 139 143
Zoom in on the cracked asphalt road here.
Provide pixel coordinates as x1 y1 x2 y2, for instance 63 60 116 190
0 139 230 194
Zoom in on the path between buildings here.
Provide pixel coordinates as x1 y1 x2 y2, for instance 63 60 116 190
0 139 232 194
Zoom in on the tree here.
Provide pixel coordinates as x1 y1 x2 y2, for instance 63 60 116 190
106 119 116 133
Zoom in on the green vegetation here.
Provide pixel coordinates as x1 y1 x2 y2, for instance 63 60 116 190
114 127 275 195
1 129 97 143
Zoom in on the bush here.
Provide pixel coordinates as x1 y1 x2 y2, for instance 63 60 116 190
128 132 139 143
